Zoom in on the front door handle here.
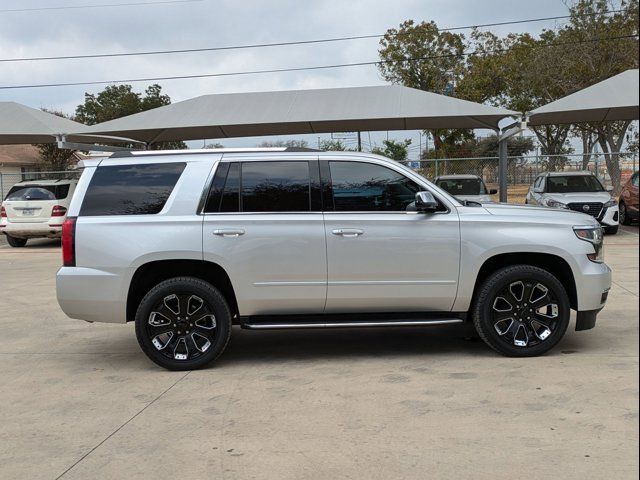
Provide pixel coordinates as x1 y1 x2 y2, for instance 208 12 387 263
332 228 364 237
213 229 245 237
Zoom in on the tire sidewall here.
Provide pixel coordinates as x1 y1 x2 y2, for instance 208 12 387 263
474 266 570 357
135 277 231 370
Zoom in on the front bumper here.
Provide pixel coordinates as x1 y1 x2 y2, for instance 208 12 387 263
599 205 619 227
576 308 603 331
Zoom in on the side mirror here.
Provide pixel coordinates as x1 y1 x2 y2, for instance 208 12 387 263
605 185 614 192
533 186 544 194
489 188 498 195
415 191 438 212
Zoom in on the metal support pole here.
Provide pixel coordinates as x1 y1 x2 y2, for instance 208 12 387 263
498 137 508 203
357 131 362 152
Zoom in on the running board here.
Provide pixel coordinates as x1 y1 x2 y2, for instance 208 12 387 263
242 318 464 330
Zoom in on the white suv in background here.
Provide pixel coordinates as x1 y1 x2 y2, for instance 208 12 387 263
526 171 619 234
1 179 77 247
56 150 611 370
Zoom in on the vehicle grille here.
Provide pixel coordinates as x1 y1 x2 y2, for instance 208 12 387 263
567 202 603 218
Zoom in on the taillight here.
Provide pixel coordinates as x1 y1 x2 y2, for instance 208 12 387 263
0 206 6 218
62 217 77 267
52 205 67 217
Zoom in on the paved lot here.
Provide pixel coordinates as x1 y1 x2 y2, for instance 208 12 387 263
0 228 638 480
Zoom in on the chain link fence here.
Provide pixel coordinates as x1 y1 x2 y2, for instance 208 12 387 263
0 170 82 200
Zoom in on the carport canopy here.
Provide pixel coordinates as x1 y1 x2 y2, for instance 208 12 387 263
78 85 518 144
528 69 639 126
0 101 103 145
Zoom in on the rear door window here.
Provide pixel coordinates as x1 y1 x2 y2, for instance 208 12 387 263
80 163 186 216
5 184 70 201
204 161 312 213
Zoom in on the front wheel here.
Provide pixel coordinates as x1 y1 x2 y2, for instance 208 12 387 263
5 235 27 247
619 201 631 225
472 265 570 357
135 277 232 370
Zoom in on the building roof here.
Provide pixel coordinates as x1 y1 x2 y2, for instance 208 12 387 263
528 69 639 126
80 85 518 144
0 145 41 166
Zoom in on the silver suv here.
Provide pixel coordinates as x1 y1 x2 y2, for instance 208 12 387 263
56 149 611 370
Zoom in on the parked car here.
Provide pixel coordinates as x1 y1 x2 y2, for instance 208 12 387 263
434 174 497 203
526 171 619 234
57 150 611 370
619 172 639 225
1 179 77 247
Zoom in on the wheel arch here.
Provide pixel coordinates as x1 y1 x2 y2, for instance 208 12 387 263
472 252 578 310
127 259 238 322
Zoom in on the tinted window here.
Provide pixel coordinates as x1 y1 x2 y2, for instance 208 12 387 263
80 163 185 216
632 173 639 187
436 178 485 196
220 163 240 212
329 161 421 211
546 175 604 193
5 184 70 201
241 162 310 212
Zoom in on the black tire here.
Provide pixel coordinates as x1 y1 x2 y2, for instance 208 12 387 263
472 265 570 357
135 277 232 371
5 235 27 247
619 201 631 226
604 225 619 235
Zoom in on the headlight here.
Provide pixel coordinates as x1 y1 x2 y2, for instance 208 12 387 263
604 199 617 208
574 226 604 263
546 198 568 209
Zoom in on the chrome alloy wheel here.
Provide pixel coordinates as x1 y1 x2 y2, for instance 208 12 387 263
145 293 218 361
491 281 560 348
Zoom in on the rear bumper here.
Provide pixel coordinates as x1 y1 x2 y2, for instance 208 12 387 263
56 266 128 323
1 222 62 238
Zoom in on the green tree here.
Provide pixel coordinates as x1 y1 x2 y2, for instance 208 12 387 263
75 84 186 150
378 20 473 152
32 110 77 171
371 139 412 161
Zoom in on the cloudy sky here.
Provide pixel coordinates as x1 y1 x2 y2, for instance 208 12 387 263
1 0 572 153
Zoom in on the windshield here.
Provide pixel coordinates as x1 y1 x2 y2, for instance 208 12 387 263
546 175 604 193
436 178 486 196
5 184 70 201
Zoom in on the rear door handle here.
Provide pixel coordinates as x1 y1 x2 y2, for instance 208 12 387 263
213 229 245 237
332 228 364 237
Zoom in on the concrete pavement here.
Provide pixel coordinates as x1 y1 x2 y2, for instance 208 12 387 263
0 228 638 479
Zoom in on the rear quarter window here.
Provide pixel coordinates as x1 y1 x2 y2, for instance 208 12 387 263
79 163 186 216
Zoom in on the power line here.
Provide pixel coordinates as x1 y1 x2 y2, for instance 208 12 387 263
0 0 203 13
1 33 637 90
0 9 625 63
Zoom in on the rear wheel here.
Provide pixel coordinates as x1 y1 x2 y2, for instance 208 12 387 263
472 265 570 357
619 201 631 225
5 235 27 248
135 277 232 370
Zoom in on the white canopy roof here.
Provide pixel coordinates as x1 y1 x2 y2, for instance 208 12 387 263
0 102 98 145
528 69 639 126
79 85 518 144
